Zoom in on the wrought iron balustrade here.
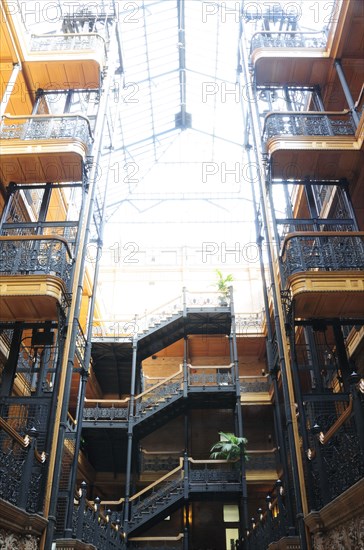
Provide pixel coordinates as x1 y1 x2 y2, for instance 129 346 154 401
2 223 79 243
276 218 356 243
72 482 124 548
235 311 264 334
0 397 50 451
188 459 241 485
263 110 356 141
0 114 93 149
0 236 73 288
281 232 364 277
139 449 183 473
305 396 364 509
246 481 292 550
83 401 129 422
251 30 327 52
240 375 270 393
0 419 46 514
188 364 235 387
128 471 184 532
245 450 278 471
75 320 87 369
30 33 106 55
134 370 183 418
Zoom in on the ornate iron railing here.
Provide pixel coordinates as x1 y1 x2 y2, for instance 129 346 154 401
130 477 183 521
1 223 79 243
246 480 292 550
251 30 327 52
188 459 241 485
83 400 129 423
0 419 46 514
263 110 356 141
0 397 50 452
75 320 87 369
30 32 106 55
235 311 264 334
0 114 93 149
128 462 184 532
188 364 235 386
240 375 270 393
245 450 278 471
83 369 183 423
139 449 183 473
281 232 364 277
0 236 73 288
276 218 356 243
134 369 183 418
72 482 124 548
305 396 364 509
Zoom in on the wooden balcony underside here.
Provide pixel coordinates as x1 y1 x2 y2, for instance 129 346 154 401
253 52 330 87
0 275 66 321
267 137 363 181
24 57 101 90
0 138 87 183
287 271 364 318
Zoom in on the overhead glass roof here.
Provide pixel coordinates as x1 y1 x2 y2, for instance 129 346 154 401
101 0 247 228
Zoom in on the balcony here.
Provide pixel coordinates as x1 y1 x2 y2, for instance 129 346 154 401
263 111 363 181
24 33 106 90
0 114 93 184
0 236 73 320
240 375 272 405
250 30 329 86
281 232 364 317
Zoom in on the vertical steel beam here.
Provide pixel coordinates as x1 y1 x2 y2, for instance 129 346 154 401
334 60 360 127
239 17 310 549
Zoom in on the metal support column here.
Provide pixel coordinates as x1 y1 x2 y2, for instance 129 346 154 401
123 337 138 537
230 286 249 547
334 60 360 127
239 19 309 549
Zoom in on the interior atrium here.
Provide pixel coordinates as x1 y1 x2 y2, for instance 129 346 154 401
0 1 363 549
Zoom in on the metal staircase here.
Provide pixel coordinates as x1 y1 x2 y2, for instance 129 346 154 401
83 363 236 433
123 456 242 536
133 369 184 427
127 473 184 533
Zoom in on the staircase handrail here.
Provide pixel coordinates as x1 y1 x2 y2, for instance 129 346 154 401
141 448 184 456
84 369 183 412
129 458 184 503
99 458 184 506
188 457 237 464
0 416 30 448
135 367 183 402
319 395 353 445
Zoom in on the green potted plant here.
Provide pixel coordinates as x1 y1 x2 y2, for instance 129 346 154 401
215 269 234 306
210 431 248 462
